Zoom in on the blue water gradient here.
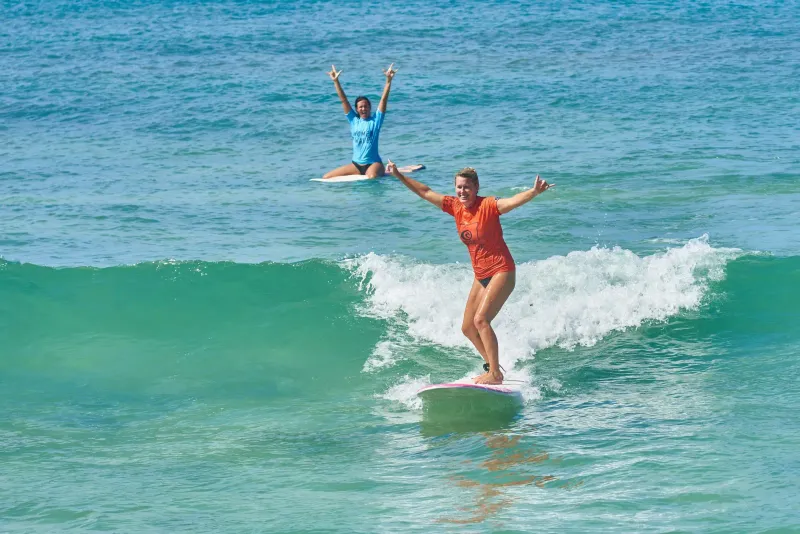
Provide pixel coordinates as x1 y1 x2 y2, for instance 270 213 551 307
2 0 800 531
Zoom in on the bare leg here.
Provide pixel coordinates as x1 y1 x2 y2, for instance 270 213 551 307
365 161 385 179
473 271 516 385
323 162 360 179
461 279 490 368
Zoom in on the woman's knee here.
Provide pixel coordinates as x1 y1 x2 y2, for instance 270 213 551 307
473 314 490 331
461 322 476 338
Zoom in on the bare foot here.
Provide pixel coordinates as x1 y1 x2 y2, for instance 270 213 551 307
473 364 490 380
474 370 504 385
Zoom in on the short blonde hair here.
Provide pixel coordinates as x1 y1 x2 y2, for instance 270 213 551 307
455 167 479 185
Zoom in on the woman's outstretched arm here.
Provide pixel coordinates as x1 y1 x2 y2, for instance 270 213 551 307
387 160 444 209
496 175 554 214
378 63 397 113
328 65 352 115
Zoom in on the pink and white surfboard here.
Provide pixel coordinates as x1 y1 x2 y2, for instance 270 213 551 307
417 379 523 403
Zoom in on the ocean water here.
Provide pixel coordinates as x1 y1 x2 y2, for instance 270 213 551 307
2 0 799 532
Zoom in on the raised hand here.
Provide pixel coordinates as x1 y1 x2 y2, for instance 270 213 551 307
328 64 342 81
533 175 554 195
386 159 400 177
383 63 397 82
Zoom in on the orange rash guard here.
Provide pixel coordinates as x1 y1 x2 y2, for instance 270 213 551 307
441 195 515 280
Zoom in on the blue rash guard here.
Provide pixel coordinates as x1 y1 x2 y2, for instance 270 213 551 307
347 109 384 165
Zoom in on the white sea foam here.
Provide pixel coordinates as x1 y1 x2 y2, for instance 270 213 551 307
344 235 741 407
381 375 430 411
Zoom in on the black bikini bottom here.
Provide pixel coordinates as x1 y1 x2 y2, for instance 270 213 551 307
353 161 380 175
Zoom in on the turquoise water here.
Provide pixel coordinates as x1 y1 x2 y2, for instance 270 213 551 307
2 0 800 531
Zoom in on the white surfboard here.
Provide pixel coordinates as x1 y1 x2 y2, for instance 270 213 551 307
311 164 425 183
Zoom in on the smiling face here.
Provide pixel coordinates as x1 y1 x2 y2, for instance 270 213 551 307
355 98 371 119
455 175 479 209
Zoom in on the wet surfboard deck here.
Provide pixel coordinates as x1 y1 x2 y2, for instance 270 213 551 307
418 380 523 402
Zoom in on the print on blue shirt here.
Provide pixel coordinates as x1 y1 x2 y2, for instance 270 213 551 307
347 110 384 165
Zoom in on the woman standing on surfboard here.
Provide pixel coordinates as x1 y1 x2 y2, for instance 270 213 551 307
323 64 397 180
386 162 554 385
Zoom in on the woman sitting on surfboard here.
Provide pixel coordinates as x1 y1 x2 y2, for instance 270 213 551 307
323 64 397 180
387 162 554 385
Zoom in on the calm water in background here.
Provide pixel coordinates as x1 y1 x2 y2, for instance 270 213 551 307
2 0 800 531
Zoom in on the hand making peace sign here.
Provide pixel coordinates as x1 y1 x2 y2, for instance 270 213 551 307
328 64 342 81
383 63 397 82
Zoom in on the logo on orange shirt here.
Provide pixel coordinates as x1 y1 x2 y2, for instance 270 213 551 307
459 222 479 245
